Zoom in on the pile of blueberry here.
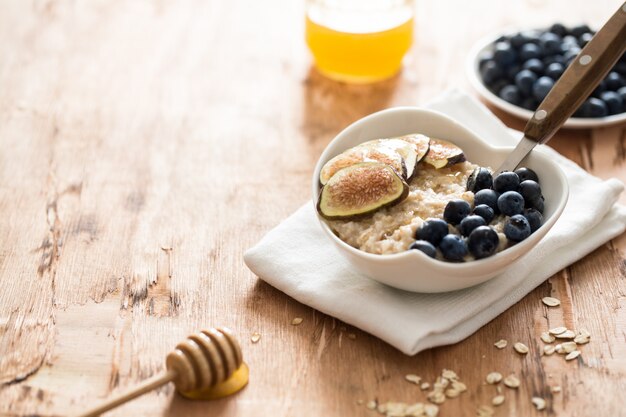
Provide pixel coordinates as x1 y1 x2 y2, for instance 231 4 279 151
409 167 544 262
479 23 626 117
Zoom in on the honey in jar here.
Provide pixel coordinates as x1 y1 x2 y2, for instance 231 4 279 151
306 0 414 83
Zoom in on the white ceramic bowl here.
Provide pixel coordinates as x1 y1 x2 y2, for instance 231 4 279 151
312 107 569 293
467 29 626 129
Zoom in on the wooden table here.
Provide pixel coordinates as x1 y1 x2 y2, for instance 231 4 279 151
1 1 624 416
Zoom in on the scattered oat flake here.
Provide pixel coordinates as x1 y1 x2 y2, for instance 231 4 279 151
477 405 494 417
543 345 555 355
424 404 439 417
291 317 303 325
486 372 502 384
556 330 576 339
445 388 460 398
503 374 520 388
494 339 508 349
565 350 581 361
542 296 561 307
250 332 261 343
421 382 430 390
561 341 577 353
451 380 467 392
551 386 562 393
549 326 567 335
357 399 364 405
532 397 546 411
492 395 505 406
442 369 458 380
574 334 590 344
405 374 421 384
514 342 529 354
555 344 564 354
366 400 377 410
540 331 556 343
427 390 446 404
405 402 425 416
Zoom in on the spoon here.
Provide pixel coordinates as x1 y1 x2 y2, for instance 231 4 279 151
496 2 626 174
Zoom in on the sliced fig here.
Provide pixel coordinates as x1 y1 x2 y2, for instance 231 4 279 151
396 134 430 176
423 138 466 169
360 138 421 179
319 143 405 185
317 162 409 221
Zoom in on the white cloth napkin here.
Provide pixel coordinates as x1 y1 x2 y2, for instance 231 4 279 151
244 90 626 356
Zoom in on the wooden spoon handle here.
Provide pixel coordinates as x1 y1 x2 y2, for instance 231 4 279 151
76 370 176 417
524 3 626 144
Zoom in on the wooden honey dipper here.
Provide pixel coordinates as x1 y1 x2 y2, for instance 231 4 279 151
78 327 247 417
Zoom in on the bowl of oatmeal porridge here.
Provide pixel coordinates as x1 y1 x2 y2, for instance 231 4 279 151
312 107 568 292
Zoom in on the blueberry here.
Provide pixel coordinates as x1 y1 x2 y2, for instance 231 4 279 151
497 191 525 216
523 208 543 233
519 43 542 61
467 167 493 192
504 214 532 242
618 86 626 105
578 32 593 48
443 199 471 225
474 189 500 212
543 55 566 66
489 79 510 95
605 72 625 90
549 23 568 37
545 62 564 79
523 58 544 75
478 52 495 69
408 240 437 258
480 61 503 85
615 62 626 76
533 76 555 101
527 195 545 213
493 42 517 67
416 218 449 246
574 100 591 117
459 215 487 237
506 64 522 80
515 69 538 96
587 97 609 117
563 47 581 64
439 234 468 262
468 226 500 259
473 204 495 224
570 24 591 38
599 91 624 115
521 97 538 110
539 32 562 55
514 167 539 183
493 171 520 193
499 85 521 105
518 180 542 204
510 32 531 48
561 35 579 48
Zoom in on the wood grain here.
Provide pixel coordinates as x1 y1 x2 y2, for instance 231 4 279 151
0 1 624 416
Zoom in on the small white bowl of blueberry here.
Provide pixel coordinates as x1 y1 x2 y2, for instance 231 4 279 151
467 23 626 128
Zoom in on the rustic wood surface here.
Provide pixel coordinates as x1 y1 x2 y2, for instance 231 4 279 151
1 1 624 416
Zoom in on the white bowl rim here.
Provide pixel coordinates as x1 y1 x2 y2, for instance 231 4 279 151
312 107 569 272
466 27 626 129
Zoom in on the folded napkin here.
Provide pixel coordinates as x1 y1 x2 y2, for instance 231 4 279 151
244 90 626 355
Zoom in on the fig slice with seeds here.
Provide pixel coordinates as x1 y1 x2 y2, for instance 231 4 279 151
423 138 466 169
397 133 430 178
319 142 406 185
317 162 409 220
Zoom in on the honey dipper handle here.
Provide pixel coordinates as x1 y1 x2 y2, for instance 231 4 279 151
77 369 177 417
